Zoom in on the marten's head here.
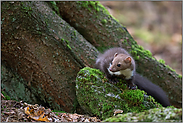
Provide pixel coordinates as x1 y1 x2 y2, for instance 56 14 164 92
109 53 134 72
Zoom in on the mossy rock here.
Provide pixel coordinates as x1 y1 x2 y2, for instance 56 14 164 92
103 106 182 122
76 67 161 120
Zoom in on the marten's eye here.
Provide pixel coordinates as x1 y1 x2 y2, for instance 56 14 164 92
117 64 121 67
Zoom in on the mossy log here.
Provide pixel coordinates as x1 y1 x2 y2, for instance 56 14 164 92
56 1 182 108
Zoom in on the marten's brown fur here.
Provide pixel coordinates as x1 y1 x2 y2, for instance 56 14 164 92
95 47 171 107
95 47 136 89
134 73 171 107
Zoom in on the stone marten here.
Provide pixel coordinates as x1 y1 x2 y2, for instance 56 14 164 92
95 47 171 107
95 47 136 89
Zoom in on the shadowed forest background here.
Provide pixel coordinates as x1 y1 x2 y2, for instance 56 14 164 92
101 1 182 75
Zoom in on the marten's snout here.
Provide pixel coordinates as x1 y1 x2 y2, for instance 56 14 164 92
109 67 116 72
109 68 112 71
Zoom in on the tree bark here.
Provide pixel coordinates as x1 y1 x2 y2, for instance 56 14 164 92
56 1 182 108
56 1 129 49
1 1 182 113
1 1 97 113
1 62 43 105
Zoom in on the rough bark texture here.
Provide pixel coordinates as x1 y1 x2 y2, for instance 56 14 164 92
1 1 97 113
56 1 182 108
1 1 182 115
1 62 42 105
57 1 129 50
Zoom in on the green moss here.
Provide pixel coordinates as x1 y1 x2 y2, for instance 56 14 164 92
52 11 55 15
78 1 110 15
76 67 160 120
89 1 100 12
49 1 60 15
130 50 137 56
114 79 130 92
60 38 71 50
74 30 77 36
61 38 64 41
76 67 124 119
159 59 165 64
138 45 144 50
101 19 107 25
128 36 138 45
166 65 176 72
135 56 140 60
144 50 152 56
1 91 11 100
151 57 156 60
104 107 182 122
178 74 182 79
117 27 125 33
121 90 144 105
21 3 32 16
77 1 93 12
77 1 119 23
128 43 154 60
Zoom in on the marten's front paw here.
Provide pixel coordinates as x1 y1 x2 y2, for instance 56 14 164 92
108 78 119 84
129 85 136 90
128 83 137 90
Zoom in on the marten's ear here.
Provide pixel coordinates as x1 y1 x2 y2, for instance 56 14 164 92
114 53 118 57
124 57 131 63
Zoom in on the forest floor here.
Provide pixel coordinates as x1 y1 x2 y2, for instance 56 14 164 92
1 99 101 122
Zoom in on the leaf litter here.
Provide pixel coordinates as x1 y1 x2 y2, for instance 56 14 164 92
1 99 101 122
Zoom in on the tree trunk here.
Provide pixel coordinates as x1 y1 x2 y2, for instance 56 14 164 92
1 1 97 113
56 1 182 108
56 1 129 49
1 1 181 114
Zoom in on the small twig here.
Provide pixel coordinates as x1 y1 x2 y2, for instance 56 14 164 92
6 115 15 122
1 93 5 99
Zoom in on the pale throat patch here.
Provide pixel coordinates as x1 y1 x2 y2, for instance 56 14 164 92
108 66 134 79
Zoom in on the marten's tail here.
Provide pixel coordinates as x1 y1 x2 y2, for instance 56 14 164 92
134 73 171 107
